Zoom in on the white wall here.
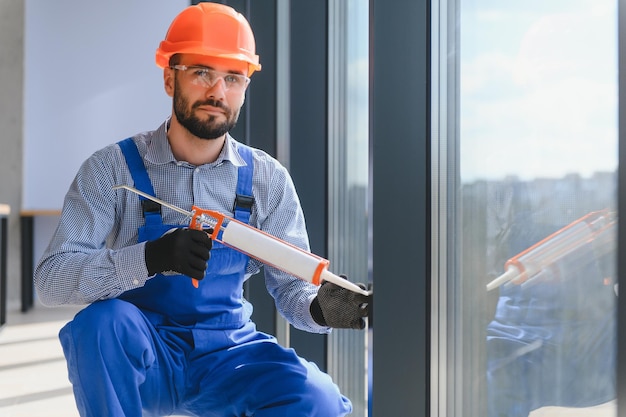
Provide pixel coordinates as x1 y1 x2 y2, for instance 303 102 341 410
23 0 188 210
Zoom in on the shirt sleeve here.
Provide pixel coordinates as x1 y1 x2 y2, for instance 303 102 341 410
34 146 149 306
250 156 331 334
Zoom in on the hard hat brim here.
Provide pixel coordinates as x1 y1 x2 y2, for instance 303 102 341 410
156 42 261 76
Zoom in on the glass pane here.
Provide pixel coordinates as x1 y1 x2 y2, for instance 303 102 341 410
445 0 618 416
327 1 369 416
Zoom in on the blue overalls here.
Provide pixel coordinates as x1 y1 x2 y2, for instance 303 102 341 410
59 138 352 417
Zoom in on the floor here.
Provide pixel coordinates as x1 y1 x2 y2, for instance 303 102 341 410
0 303 83 417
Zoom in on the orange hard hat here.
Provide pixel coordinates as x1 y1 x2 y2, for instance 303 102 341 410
156 2 261 76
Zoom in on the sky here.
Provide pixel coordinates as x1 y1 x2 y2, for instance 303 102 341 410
459 0 617 182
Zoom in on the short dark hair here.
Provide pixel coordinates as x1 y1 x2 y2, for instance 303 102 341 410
169 54 181 67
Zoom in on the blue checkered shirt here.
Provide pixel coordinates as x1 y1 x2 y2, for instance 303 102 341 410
34 120 328 333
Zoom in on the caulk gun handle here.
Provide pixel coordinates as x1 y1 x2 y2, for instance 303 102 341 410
187 220 203 289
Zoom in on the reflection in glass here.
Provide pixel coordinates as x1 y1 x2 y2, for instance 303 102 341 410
483 178 616 417
450 0 618 416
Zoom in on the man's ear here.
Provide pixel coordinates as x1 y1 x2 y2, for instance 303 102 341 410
164 68 175 97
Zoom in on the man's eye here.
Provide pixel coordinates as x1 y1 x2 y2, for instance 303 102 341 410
224 74 239 84
194 68 211 77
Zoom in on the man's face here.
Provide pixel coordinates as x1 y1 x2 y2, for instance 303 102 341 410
167 55 249 140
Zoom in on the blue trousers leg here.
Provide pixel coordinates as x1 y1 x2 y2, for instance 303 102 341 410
59 299 185 417
60 299 352 417
182 333 352 417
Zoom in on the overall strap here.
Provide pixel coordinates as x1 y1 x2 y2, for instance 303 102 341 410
117 138 163 226
233 144 255 224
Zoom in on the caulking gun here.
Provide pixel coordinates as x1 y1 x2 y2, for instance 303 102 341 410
114 185 372 296
486 209 616 291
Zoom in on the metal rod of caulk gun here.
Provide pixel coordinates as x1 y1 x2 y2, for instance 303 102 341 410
113 185 203 223
113 185 372 296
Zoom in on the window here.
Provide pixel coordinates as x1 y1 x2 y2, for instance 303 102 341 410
435 0 618 415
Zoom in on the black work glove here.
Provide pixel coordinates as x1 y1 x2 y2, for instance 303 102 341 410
145 228 212 279
310 276 371 329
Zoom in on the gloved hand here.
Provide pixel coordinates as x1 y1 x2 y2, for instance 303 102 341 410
145 228 212 278
310 276 371 329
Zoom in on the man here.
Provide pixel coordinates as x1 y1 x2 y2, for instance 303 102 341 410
34 3 369 416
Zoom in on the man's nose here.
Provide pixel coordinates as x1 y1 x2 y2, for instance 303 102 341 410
205 77 227 98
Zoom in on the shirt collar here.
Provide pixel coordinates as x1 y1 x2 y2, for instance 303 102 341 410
222 136 248 168
145 119 247 168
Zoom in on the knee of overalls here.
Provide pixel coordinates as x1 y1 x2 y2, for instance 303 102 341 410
59 299 156 366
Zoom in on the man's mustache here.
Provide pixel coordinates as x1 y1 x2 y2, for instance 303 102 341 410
193 99 228 112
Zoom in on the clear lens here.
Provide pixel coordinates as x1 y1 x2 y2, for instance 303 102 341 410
171 65 250 91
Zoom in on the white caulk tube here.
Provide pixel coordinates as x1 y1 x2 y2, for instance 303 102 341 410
218 217 371 296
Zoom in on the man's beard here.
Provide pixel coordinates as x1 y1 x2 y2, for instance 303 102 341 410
173 85 239 140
